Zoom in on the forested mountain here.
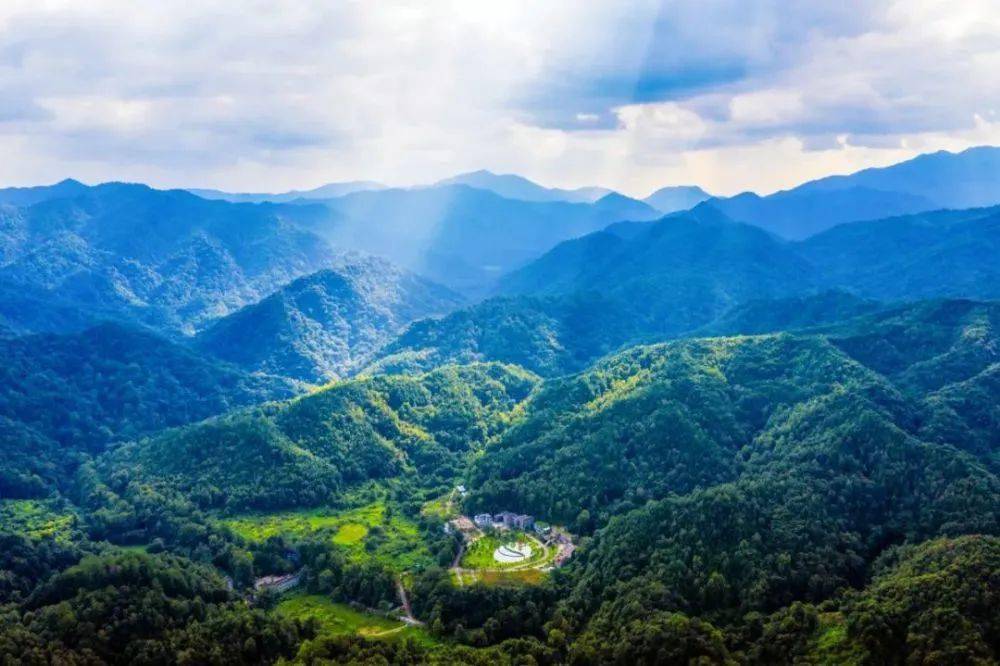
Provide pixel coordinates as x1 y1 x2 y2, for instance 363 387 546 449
466 335 906 524
195 257 463 383
3 151 1000 665
696 290 882 336
0 551 303 664
0 183 341 335
498 204 815 334
368 293 648 377
304 185 662 294
0 323 295 497
102 363 537 511
458 332 997 661
711 146 1000 239
497 203 1000 337
0 178 89 206
799 205 1000 301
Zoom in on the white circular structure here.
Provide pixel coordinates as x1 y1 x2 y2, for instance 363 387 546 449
493 541 533 563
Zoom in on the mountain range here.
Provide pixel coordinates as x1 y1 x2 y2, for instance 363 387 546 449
710 145 1000 239
2 145 1000 664
0 183 340 335
187 181 386 204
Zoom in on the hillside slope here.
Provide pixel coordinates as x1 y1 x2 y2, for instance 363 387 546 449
799 205 1000 301
0 323 296 496
195 257 464 383
102 363 538 511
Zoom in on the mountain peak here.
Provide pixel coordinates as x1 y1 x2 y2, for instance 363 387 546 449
643 184 712 214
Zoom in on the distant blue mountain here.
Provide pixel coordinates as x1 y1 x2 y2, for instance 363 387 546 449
303 184 662 295
711 145 1000 239
188 180 385 203
0 179 89 206
498 201 1000 332
435 169 614 203
0 182 341 334
799 205 1000 301
643 185 712 213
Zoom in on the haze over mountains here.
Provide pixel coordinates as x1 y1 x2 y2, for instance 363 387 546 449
709 145 1000 239
0 145 997 387
1 144 999 664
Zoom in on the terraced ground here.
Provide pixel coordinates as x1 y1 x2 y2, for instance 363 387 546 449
219 500 434 571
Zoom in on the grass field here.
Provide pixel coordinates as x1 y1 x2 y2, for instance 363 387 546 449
0 499 75 541
332 522 368 545
451 567 546 587
220 501 434 571
276 594 437 648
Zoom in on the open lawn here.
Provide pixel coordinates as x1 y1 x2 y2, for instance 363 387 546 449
460 532 550 570
0 500 75 541
220 501 434 571
276 594 437 648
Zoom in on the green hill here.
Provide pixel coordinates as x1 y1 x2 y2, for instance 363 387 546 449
368 293 648 378
0 323 296 497
498 205 815 336
466 335 910 525
102 363 538 511
195 257 464 383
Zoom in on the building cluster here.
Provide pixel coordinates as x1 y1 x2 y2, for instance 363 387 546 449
474 511 535 531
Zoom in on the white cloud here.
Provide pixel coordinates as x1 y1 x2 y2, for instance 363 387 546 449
0 0 996 195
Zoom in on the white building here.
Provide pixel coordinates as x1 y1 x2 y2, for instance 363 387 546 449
473 513 493 528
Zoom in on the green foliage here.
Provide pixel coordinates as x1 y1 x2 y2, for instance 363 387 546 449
800 206 1000 302
0 551 302 664
843 535 999 664
223 501 435 572
102 363 538 512
370 293 648 378
498 206 817 336
195 257 464 383
0 323 295 496
0 183 340 335
468 335 884 526
0 500 76 541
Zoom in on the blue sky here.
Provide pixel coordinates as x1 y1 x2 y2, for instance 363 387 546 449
0 0 997 196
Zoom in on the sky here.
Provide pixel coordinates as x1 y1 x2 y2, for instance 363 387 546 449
0 0 998 197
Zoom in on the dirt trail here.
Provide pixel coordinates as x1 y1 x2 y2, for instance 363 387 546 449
396 578 423 626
